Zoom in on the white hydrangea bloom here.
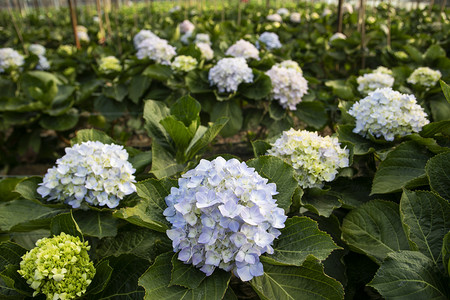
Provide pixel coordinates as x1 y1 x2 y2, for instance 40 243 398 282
136 37 176 65
277 8 289 16
196 42 214 61
180 30 193 44
277 60 302 73
374 66 393 75
36 56 50 70
225 40 260 60
98 56 122 73
266 62 308 110
258 32 282 50
29 44 46 56
290 12 301 23
164 157 287 281
180 20 195 34
357 71 394 95
133 29 159 48
172 55 197 73
348 88 430 141
195 33 211 45
208 57 254 93
407 67 442 88
267 13 282 22
0 48 24 73
267 129 349 188
322 8 332 17
329 32 347 43
76 25 90 42
37 141 137 209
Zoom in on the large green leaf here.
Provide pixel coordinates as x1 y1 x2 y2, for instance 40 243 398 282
300 188 342 217
70 128 115 145
263 216 340 266
9 229 49 250
251 140 271 157
170 95 201 128
211 100 243 137
96 228 171 262
128 75 151 104
0 264 33 297
39 111 79 131
443 231 450 276
337 125 382 155
143 64 173 81
114 178 176 232
160 116 193 152
85 260 113 295
72 210 118 239
13 177 42 201
170 255 206 289
50 211 83 239
0 199 66 231
420 120 450 138
368 251 450 300
430 98 450 122
0 242 32 297
239 71 272 100
247 155 298 212
0 178 22 202
341 200 410 264
440 80 450 104
0 242 27 271
371 141 432 195
424 45 446 62
325 79 354 100
329 177 372 209
426 152 450 201
150 142 185 178
251 256 344 300
143 100 174 153
400 190 450 266
294 101 328 129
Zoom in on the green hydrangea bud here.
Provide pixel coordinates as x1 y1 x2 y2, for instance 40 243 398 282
98 56 122 74
18 232 95 300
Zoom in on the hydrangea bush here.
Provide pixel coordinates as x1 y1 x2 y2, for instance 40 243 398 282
37 141 137 208
171 55 198 73
133 29 158 48
258 32 282 50
18 232 95 300
266 61 308 110
208 57 254 93
357 68 395 95
0 47 24 73
136 36 176 65
164 157 287 281
407 67 442 88
196 42 214 60
225 39 260 60
348 87 430 141
267 129 349 188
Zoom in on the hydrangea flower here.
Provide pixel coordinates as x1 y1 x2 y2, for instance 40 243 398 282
0 48 24 73
322 8 332 17
136 36 176 65
258 32 282 50
373 66 393 75
208 57 253 93
329 32 347 43
179 20 195 34
348 87 429 141
267 129 349 188
57 45 76 56
28 44 50 70
342 3 354 14
36 55 50 70
196 42 214 60
357 68 395 95
407 67 442 88
37 141 137 209
171 55 197 73
266 61 308 110
133 29 159 48
277 8 289 16
164 157 287 281
29 44 46 56
98 56 122 73
18 232 95 300
76 25 90 42
290 12 301 23
180 30 193 44
266 13 282 22
195 33 211 45
225 40 260 60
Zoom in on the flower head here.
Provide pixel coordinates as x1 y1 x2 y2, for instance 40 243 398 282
36 56 50 70
290 12 301 23
18 232 95 300
133 29 159 48
37 141 137 209
267 129 349 188
266 61 308 110
179 20 195 34
196 42 214 60
407 67 442 88
266 13 282 22
171 55 197 73
0 48 24 73
225 40 259 60
348 87 429 141
258 32 282 50
208 57 253 93
136 36 176 65
164 157 287 281
76 26 90 42
195 33 211 45
29 44 46 56
98 56 122 73
277 8 289 16
329 32 347 43
357 69 395 95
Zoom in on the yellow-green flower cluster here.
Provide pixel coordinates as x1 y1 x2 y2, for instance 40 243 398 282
171 55 197 73
98 56 122 74
267 129 349 188
407 67 442 88
18 232 95 300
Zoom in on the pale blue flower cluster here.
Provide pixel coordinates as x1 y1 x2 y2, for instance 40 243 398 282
37 141 136 209
164 157 287 281
208 57 254 93
258 32 282 50
225 39 260 60
29 44 50 70
134 29 176 65
0 47 24 73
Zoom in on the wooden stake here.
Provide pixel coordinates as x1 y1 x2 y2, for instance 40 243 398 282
441 0 447 15
237 0 242 26
68 0 81 49
337 0 344 33
7 0 28 55
104 0 113 40
96 0 106 43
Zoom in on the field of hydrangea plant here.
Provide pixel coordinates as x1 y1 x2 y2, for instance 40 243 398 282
0 0 449 299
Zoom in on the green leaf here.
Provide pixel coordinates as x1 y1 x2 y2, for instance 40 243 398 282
94 95 127 121
400 190 450 266
21 71 60 103
9 229 49 250
337 125 381 155
268 101 286 121
263 216 340 266
114 178 176 232
430 98 450 122
426 152 450 201
239 71 272 100
13 177 42 201
211 100 243 137
85 260 113 295
39 111 79 131
251 256 344 300
143 64 173 81
0 242 26 271
189 269 231 300
294 101 328 129
440 80 450 104
325 80 354 100
170 254 206 289
50 211 83 239
301 188 342 217
72 210 118 239
86 254 148 300
160 116 193 153
103 84 128 102
129 75 151 104
0 199 65 231
96 228 171 262
371 141 432 195
403 44 424 63
71 128 115 145
0 264 33 297
129 150 152 174
424 45 446 62
186 71 211 94
443 231 450 276
0 178 22 202
368 251 450 300
329 177 372 209
420 120 450 137
251 140 271 157
150 142 185 178
143 100 174 153
341 200 410 264
170 95 201 128
247 156 298 212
